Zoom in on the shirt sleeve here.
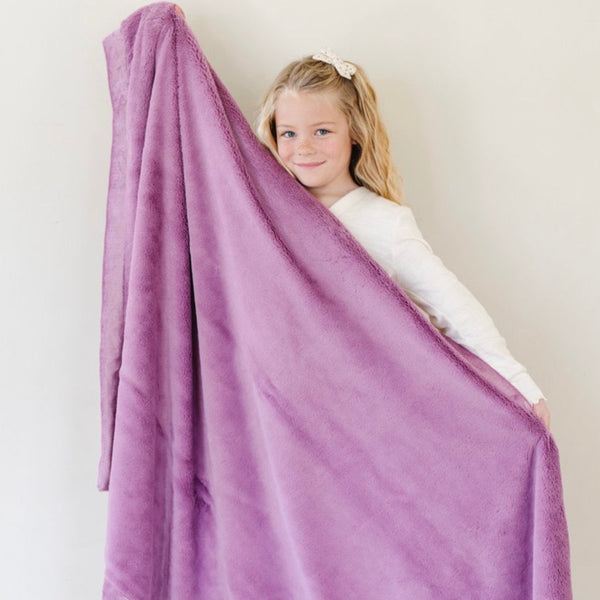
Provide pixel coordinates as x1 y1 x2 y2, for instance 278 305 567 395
390 209 545 406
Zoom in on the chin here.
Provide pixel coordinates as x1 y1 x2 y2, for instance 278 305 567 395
292 175 317 189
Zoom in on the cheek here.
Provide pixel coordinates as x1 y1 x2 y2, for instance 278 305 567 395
329 139 352 162
276 140 292 162
324 137 349 158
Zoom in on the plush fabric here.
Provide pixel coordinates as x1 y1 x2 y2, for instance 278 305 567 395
98 3 572 598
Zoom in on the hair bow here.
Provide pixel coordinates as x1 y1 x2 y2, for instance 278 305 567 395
312 49 357 80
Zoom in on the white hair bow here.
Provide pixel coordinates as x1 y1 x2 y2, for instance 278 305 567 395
312 49 357 80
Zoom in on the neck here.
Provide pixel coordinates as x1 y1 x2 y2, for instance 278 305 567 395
308 182 360 208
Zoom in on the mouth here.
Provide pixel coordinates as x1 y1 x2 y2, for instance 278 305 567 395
294 161 325 168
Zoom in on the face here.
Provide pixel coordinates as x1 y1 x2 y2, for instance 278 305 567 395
274 90 357 205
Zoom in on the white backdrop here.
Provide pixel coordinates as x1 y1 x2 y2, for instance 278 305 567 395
0 1 597 597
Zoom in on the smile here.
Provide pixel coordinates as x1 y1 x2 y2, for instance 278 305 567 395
295 161 325 168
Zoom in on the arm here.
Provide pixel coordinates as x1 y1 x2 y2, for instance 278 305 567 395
391 210 551 430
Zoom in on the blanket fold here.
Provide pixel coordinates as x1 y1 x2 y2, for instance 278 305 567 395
99 3 572 598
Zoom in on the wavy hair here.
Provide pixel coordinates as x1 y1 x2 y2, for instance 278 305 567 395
255 55 404 205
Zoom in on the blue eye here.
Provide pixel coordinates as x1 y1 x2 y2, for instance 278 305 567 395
316 129 330 136
280 131 295 138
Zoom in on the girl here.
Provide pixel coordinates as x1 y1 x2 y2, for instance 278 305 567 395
256 49 552 431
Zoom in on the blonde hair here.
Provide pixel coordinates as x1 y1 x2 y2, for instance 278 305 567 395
256 55 404 205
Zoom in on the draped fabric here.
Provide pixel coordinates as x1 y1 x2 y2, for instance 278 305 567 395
99 4 571 598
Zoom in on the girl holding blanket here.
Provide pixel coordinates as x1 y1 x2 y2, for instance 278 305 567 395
255 50 551 431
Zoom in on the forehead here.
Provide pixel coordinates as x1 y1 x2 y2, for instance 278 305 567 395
274 90 345 124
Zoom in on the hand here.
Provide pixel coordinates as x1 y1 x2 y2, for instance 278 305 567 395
532 397 551 432
173 4 185 19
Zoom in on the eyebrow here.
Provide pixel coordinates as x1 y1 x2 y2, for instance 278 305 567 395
275 121 337 129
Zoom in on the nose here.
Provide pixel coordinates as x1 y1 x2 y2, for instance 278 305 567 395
296 137 315 155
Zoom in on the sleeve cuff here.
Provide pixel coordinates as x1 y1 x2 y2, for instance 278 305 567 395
509 372 545 405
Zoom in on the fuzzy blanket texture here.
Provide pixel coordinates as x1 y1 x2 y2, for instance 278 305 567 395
99 3 572 599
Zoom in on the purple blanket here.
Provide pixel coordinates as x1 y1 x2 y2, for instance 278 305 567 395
99 3 571 598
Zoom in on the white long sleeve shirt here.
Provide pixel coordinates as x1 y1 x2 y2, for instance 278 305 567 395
328 186 544 405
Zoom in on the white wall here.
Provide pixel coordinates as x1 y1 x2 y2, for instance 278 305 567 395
1 1 597 597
